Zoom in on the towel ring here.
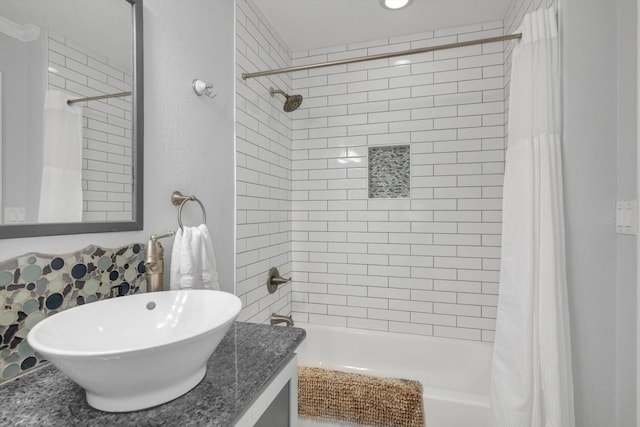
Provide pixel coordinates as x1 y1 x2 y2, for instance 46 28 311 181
171 191 207 231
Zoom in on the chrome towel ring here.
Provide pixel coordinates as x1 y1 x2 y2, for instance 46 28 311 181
171 191 207 231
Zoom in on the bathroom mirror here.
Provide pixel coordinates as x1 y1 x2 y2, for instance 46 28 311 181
0 0 143 238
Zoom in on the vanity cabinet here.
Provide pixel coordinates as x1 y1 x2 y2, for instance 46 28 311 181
238 356 299 427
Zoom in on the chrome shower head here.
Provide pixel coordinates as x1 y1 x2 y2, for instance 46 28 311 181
270 88 303 112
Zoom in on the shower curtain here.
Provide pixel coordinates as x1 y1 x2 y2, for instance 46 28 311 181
37 90 83 223
489 8 575 427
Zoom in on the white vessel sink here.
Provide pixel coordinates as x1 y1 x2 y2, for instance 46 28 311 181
27 289 241 412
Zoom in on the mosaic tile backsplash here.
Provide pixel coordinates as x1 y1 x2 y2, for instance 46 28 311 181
0 244 146 383
368 145 411 199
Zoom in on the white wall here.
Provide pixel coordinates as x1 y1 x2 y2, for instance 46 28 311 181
142 0 235 292
616 0 637 425
561 0 622 425
0 0 236 294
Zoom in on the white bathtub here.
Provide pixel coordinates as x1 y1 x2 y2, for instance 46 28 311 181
295 323 493 427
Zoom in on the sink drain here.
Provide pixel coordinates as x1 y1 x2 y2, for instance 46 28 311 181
146 301 156 310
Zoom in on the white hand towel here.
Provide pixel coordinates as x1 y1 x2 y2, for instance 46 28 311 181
198 224 220 289
170 224 220 290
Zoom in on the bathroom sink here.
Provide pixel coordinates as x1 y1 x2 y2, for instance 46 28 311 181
27 289 241 412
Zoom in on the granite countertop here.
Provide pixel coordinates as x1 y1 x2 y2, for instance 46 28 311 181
0 322 306 426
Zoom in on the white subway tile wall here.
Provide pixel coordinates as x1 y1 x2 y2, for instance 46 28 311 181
47 30 133 222
235 0 558 341
290 22 508 342
235 0 293 323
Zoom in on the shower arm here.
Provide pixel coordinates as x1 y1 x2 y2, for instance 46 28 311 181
270 89 287 98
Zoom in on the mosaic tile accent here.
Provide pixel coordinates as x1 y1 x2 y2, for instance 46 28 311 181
0 244 146 384
368 145 411 199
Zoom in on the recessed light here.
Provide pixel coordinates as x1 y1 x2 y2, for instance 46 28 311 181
380 0 412 10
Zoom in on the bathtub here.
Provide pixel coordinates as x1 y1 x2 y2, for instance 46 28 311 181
295 323 493 427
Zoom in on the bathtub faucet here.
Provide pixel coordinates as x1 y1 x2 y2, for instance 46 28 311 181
270 313 294 327
267 267 291 294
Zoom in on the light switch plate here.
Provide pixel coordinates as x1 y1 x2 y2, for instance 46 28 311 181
616 201 637 235
4 207 26 224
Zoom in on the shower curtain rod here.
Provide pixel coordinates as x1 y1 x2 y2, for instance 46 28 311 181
67 91 131 105
242 33 522 80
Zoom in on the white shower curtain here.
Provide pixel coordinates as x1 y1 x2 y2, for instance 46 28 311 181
489 8 575 427
37 90 83 223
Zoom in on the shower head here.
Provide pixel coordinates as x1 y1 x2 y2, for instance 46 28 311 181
270 88 303 112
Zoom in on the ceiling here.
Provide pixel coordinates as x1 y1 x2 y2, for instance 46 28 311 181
0 0 132 70
1 1 511 69
252 0 511 52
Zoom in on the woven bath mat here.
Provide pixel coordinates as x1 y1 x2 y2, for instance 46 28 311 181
298 366 425 427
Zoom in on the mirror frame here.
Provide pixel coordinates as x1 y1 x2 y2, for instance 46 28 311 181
0 0 144 239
